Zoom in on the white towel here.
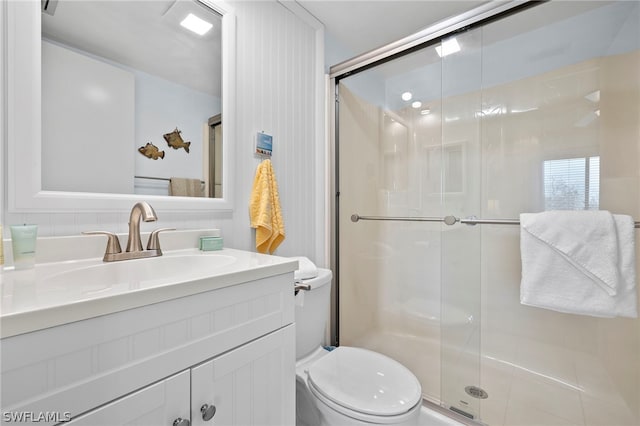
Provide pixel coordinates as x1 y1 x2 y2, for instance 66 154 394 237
520 210 637 318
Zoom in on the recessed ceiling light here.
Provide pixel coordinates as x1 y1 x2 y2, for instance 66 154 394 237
420 108 431 115
411 101 422 109
180 13 213 36
401 92 412 101
436 38 461 57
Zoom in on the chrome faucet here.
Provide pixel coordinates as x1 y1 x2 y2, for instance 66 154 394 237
83 202 174 262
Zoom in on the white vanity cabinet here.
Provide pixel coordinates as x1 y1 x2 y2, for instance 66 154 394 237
1 265 296 426
190 325 294 426
66 326 294 426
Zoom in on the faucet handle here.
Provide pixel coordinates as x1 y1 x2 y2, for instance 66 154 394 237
82 231 122 255
146 228 175 251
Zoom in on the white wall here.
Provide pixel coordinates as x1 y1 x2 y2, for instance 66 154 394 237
229 1 323 261
41 40 135 194
41 39 222 197
134 69 221 191
2 0 325 264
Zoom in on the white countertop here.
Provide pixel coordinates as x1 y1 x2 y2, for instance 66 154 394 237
0 248 298 338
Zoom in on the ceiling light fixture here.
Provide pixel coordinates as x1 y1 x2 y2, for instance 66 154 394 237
411 101 422 109
436 38 461 57
180 13 213 36
401 92 413 101
420 108 431 115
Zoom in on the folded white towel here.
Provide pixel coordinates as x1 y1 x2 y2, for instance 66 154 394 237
610 214 638 317
520 210 637 318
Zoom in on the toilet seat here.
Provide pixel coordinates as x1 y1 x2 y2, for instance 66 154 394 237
307 347 422 420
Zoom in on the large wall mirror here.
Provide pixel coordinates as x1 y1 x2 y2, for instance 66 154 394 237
4 0 235 212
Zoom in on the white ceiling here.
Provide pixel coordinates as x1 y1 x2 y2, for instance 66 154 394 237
41 1 621 99
297 0 489 60
319 0 637 113
41 0 489 98
42 0 222 97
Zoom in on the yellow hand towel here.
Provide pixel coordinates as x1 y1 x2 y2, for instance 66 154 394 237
249 159 285 254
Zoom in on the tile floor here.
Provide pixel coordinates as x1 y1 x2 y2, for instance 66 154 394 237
479 334 638 426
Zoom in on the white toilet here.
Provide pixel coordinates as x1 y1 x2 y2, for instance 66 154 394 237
295 268 423 426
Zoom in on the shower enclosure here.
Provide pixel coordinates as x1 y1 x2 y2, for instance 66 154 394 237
332 2 640 425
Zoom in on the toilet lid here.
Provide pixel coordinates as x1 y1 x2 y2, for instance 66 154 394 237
307 347 422 416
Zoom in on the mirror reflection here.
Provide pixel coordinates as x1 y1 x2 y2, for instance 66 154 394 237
41 0 222 197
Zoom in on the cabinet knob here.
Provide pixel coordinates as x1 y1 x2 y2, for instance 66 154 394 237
173 418 190 426
201 404 217 421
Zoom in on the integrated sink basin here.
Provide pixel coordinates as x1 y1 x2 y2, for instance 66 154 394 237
0 247 299 338
42 253 237 293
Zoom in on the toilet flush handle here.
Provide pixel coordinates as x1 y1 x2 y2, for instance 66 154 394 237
294 283 311 295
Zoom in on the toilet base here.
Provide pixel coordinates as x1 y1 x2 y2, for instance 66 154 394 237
296 376 322 426
296 347 327 426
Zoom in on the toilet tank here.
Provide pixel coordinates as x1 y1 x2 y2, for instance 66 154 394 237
295 268 333 359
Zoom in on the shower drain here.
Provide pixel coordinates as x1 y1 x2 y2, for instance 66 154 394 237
464 385 489 399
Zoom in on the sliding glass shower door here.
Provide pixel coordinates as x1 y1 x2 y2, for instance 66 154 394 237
337 44 448 403
336 29 487 419
336 2 640 425
439 26 483 419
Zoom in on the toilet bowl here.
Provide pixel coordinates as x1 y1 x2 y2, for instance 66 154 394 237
295 268 422 426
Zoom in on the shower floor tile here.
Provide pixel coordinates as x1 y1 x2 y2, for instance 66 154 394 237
503 399 582 426
580 394 638 426
513 339 580 389
507 367 584 425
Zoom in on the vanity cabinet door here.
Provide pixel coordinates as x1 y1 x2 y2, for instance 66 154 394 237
190 325 295 426
64 370 190 426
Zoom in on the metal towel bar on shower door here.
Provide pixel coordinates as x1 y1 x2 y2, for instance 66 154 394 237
350 214 640 228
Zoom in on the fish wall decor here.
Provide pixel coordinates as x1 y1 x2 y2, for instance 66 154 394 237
138 142 165 160
163 128 191 153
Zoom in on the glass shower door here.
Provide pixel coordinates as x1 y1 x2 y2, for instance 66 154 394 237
337 45 449 404
336 3 640 425
439 28 483 419
471 3 640 425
